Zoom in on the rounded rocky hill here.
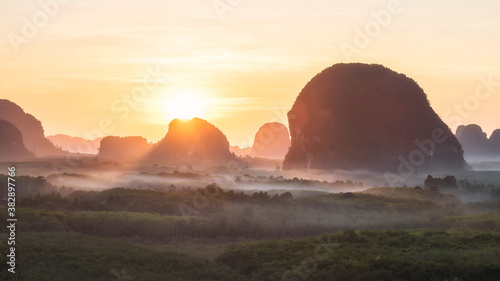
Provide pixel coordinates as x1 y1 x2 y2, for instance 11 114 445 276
490 129 500 142
283 63 466 172
0 119 35 161
98 136 152 161
251 122 291 159
456 124 489 157
147 118 235 161
490 130 500 155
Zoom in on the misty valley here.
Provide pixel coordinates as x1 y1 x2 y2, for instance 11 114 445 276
1 154 500 280
2 63 500 280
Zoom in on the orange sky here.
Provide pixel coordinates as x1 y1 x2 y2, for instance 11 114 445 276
1 0 499 147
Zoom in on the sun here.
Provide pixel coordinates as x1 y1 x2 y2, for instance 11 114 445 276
164 92 205 120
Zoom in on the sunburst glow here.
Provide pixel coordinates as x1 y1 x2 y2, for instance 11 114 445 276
164 92 205 120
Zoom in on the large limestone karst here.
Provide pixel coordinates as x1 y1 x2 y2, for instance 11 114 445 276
283 63 466 172
0 99 63 156
456 124 489 157
0 119 35 161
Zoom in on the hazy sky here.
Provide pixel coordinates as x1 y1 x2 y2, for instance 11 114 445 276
1 0 499 147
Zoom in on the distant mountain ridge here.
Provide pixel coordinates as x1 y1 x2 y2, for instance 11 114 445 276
230 146 252 158
48 134 102 154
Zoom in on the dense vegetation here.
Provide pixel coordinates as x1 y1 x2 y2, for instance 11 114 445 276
8 184 485 240
0 232 245 281
217 230 500 281
1 228 499 280
2 174 500 280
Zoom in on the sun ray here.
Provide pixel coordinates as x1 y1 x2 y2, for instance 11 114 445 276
163 91 206 120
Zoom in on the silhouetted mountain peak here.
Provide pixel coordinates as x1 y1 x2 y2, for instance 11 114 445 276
0 99 63 156
47 134 102 154
456 124 500 158
456 124 487 140
284 63 466 172
148 118 234 161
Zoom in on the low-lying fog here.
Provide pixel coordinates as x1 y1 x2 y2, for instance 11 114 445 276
2 156 500 203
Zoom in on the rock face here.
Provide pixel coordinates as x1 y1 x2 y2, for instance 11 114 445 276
251 122 291 159
148 118 234 161
0 99 63 156
98 136 152 161
490 130 500 154
283 63 466 172
456 124 489 157
48 134 103 154
456 125 500 158
0 120 35 161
